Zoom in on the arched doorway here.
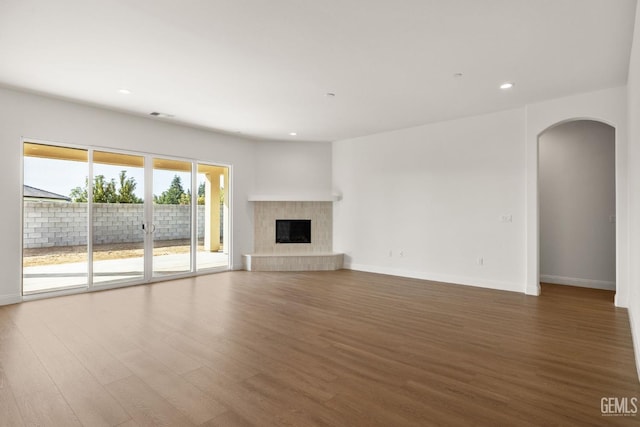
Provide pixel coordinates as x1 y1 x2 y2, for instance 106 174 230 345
538 120 616 292
524 89 628 307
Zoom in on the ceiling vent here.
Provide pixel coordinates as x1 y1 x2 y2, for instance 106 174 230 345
149 112 175 118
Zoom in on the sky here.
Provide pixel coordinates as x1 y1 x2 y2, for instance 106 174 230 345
24 157 202 200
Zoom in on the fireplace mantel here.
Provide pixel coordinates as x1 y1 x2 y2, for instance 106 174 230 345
248 194 341 202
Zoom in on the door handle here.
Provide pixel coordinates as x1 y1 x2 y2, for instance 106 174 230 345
142 223 156 234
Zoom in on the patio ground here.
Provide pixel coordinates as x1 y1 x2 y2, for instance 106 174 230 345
22 240 228 294
23 239 214 266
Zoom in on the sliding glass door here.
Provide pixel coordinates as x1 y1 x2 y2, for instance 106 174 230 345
22 141 231 296
152 158 192 277
22 143 89 295
92 151 145 285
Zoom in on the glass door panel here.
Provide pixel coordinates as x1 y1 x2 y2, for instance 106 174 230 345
22 143 89 295
23 143 231 296
196 164 230 271
152 158 192 277
92 151 145 285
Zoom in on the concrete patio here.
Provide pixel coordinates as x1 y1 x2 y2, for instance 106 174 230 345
23 251 229 294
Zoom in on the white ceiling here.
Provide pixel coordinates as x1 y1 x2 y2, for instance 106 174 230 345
0 0 636 142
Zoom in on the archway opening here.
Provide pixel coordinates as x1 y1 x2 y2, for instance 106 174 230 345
538 120 616 299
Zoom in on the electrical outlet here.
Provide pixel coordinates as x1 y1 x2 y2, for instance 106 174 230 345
500 214 512 223
477 257 484 266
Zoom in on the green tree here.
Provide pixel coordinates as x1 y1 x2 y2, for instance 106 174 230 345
69 178 89 202
117 170 142 203
155 176 211 205
93 175 117 203
197 182 205 205
154 175 185 204
179 190 191 206
70 171 142 203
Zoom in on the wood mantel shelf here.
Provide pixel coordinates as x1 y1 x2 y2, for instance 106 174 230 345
248 195 341 202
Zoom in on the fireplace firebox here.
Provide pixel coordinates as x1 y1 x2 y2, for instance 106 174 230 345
276 219 311 243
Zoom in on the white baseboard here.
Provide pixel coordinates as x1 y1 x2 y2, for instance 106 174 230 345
525 283 541 296
540 274 615 290
343 262 522 293
0 294 22 306
628 306 640 382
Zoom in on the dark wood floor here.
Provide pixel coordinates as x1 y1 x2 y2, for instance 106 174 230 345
0 271 638 426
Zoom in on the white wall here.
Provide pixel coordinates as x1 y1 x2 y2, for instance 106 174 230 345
0 86 332 305
539 121 616 289
252 140 332 198
333 86 628 298
333 108 527 292
626 1 640 380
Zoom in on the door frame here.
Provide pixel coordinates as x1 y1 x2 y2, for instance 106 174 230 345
21 137 232 300
536 120 617 292
526 116 627 307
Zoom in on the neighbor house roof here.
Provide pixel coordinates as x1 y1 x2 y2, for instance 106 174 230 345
23 185 71 201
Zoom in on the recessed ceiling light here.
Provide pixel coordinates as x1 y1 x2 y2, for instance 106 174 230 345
326 92 336 97
500 82 514 90
118 88 132 95
453 72 463 78
289 132 297 136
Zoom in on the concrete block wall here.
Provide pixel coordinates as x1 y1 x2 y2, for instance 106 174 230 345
23 202 87 248
151 204 195 243
23 202 212 248
93 203 143 245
